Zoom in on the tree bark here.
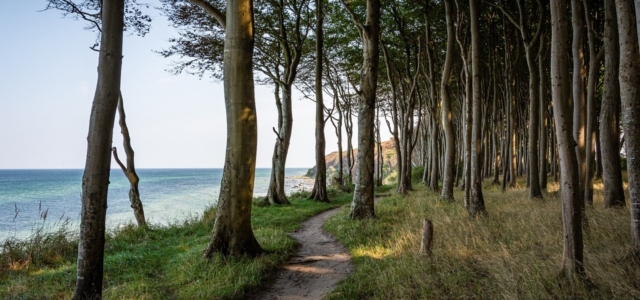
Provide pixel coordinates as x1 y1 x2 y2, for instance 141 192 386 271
617 0 640 255
343 0 380 219
440 0 456 202
112 92 146 228
572 0 587 207
539 33 549 190
550 0 585 278
203 0 262 257
310 0 329 202
73 0 125 298
601 0 626 208
584 0 604 207
468 0 486 216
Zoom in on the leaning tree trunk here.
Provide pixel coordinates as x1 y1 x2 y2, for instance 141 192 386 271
617 0 640 255
469 0 486 216
73 0 124 298
346 0 380 219
601 0 626 208
550 0 585 279
440 0 456 202
310 0 329 202
203 0 262 257
112 92 146 228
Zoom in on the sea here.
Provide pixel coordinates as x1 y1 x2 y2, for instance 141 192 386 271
0 168 310 243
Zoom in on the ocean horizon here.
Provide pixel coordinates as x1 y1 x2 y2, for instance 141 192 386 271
0 168 311 243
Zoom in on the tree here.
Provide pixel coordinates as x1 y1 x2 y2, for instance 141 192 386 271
439 0 457 202
198 0 263 257
310 0 329 202
44 0 150 297
112 92 147 228
550 0 585 278
161 0 263 257
341 0 381 219
600 0 626 208
616 0 640 255
572 0 587 206
257 0 311 206
583 0 604 207
468 0 486 216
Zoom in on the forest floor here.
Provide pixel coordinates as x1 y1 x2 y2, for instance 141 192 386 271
324 176 640 299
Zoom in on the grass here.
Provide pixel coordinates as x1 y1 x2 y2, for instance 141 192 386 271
325 177 640 299
0 188 353 299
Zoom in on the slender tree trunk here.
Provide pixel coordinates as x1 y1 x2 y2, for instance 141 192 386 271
469 0 486 216
73 1 124 298
551 0 585 278
203 0 262 257
112 92 146 228
310 0 328 202
526 44 542 199
539 33 549 190
572 0 587 207
265 84 293 205
601 0 626 208
584 0 604 207
440 0 456 201
617 0 640 254
347 0 380 219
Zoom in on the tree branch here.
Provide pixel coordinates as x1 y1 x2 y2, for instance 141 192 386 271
188 0 226 31
112 147 128 174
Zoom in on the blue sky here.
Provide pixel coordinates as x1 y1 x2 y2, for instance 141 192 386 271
0 1 343 169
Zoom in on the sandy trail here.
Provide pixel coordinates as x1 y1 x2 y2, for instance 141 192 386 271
254 207 353 300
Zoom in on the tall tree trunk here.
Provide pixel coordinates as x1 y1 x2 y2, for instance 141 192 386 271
551 0 585 278
311 0 328 202
469 0 486 216
601 0 626 208
203 0 262 257
440 0 456 201
265 84 293 205
112 92 146 228
572 0 587 207
584 0 605 207
539 33 549 190
344 0 380 219
73 0 124 298
617 0 640 255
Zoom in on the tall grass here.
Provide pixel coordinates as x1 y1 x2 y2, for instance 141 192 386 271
1 188 352 299
325 177 640 299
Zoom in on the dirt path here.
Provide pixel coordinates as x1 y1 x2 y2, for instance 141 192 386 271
255 207 353 300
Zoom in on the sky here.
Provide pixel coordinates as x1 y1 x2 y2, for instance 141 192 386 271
0 1 357 169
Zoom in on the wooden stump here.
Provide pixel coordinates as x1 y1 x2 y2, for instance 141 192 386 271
419 219 433 256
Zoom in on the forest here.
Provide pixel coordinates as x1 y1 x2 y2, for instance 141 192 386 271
1 0 640 299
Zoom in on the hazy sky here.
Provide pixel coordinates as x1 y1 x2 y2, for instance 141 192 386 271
0 1 357 169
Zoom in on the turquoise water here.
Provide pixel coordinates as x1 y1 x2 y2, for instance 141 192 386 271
0 168 309 242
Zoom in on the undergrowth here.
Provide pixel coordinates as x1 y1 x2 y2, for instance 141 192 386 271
325 177 640 299
0 188 352 299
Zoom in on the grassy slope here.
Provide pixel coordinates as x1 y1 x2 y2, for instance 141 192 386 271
325 178 640 299
1 190 352 299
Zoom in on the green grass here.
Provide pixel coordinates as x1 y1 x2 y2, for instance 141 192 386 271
325 177 640 299
0 189 352 299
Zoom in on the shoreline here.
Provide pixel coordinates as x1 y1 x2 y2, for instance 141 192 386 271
1 173 316 244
